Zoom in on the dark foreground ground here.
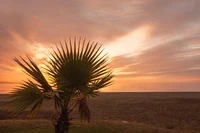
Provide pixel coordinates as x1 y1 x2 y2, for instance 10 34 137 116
0 92 200 132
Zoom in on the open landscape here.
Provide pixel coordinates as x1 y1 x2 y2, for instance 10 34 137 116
1 92 200 133
1 1 200 133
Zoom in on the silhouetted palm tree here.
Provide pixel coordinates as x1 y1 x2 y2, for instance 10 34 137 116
8 38 113 133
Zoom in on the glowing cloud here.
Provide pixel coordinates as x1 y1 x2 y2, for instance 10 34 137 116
104 26 150 57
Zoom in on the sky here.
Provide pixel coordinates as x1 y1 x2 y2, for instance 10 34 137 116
0 0 200 93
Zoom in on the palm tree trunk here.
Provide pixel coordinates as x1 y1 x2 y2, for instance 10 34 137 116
54 112 70 133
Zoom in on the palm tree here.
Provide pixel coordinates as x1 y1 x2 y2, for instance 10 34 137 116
8 38 113 133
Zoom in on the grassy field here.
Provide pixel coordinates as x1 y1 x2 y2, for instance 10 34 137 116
0 120 198 133
0 92 200 133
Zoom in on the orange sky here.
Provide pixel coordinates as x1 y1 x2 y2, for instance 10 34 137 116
0 0 200 93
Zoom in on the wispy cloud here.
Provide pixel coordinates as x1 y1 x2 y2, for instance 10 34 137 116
0 81 19 84
0 0 200 92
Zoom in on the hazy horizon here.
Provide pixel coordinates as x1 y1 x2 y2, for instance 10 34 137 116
1 83 200 94
1 90 200 94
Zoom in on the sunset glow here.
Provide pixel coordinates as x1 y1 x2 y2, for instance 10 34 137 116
0 0 200 93
104 26 150 57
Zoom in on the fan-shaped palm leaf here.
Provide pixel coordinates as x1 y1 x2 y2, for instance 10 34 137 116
9 56 57 117
46 38 113 96
8 80 44 117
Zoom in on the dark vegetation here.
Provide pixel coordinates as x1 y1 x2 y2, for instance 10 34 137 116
7 39 113 133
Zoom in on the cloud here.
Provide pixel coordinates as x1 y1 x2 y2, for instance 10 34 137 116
0 81 19 84
0 0 200 92
111 34 200 79
1 0 200 44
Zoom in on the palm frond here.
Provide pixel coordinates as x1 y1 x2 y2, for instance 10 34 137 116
46 38 113 98
14 55 52 92
10 56 57 117
78 98 91 122
8 80 44 117
91 72 114 89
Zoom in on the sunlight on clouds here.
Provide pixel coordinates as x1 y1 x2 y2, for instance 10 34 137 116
104 26 150 57
31 42 49 60
112 62 139 75
115 71 137 75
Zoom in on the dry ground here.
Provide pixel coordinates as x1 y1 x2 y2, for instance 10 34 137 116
0 92 200 132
